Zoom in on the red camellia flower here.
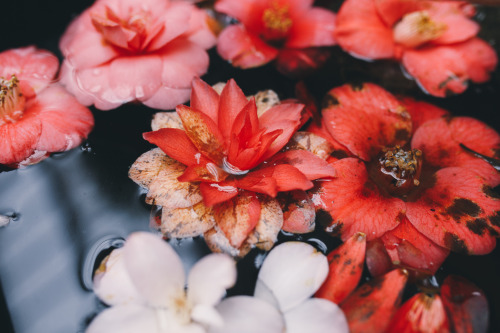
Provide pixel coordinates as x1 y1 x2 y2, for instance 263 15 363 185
309 83 500 275
215 0 337 73
335 0 497 97
129 78 336 256
0 47 94 167
59 0 217 110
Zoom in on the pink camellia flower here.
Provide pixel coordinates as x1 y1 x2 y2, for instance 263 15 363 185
335 0 497 97
309 83 500 276
59 0 217 110
215 0 337 73
0 47 94 167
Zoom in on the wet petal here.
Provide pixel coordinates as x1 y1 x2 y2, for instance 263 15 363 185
255 242 328 312
204 227 252 258
269 150 336 180
278 191 316 234
286 132 336 160
341 269 408 333
129 148 172 188
86 305 158 333
0 113 41 166
246 197 283 251
160 202 215 238
399 97 449 135
315 232 366 304
284 298 349 333
365 239 393 277
199 182 239 207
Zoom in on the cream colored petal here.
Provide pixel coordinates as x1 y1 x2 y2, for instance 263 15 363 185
146 160 202 209
254 90 280 117
191 304 224 328
161 203 215 238
287 132 335 160
151 111 184 131
86 305 158 333
284 298 349 333
129 148 172 188
203 227 252 259
254 242 328 312
211 82 225 95
246 197 283 251
93 248 142 306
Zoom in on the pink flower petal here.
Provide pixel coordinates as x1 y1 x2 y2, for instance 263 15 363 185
218 79 249 142
269 150 336 180
86 305 158 333
190 77 220 124
452 38 498 83
374 0 420 27
286 8 337 48
399 97 449 134
0 113 41 166
279 191 316 234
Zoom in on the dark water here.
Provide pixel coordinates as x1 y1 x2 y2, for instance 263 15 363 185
1 1 500 332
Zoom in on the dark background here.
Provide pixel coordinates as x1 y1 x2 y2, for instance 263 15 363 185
0 1 499 332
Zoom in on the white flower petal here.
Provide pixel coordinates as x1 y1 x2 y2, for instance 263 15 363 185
123 232 185 308
191 304 224 328
86 304 158 333
254 242 328 312
187 253 236 306
284 298 349 333
209 296 285 333
93 248 142 306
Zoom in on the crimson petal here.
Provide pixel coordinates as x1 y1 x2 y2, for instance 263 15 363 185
269 150 336 180
199 181 239 207
218 79 249 143
190 77 220 124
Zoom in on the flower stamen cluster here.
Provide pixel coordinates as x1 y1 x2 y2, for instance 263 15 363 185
0 75 24 124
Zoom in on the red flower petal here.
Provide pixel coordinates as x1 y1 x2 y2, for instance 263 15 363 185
279 191 315 234
268 150 336 180
177 163 228 183
311 158 406 240
229 129 282 171
214 192 261 248
452 38 498 83
0 114 41 166
286 8 337 48
217 25 278 69
275 48 332 78
271 164 313 192
441 275 489 333
190 77 220 124
26 84 94 152
406 167 498 255
143 128 209 167
322 83 411 161
366 239 394 277
387 293 450 333
374 0 419 27
235 168 278 197
199 181 239 207
306 120 352 157
227 98 260 164
411 117 500 186
341 269 408 333
399 97 449 135
218 79 250 143
315 232 366 304
336 0 396 59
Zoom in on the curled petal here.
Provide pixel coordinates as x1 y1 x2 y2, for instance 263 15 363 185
279 191 316 234
365 239 393 277
190 77 220 124
204 227 252 258
129 148 172 188
255 242 328 312
284 298 349 333
246 197 284 251
218 79 250 142
160 202 215 238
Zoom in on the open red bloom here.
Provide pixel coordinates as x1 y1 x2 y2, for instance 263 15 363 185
130 78 336 256
59 0 216 110
0 47 94 167
309 83 500 275
215 0 336 73
335 0 497 97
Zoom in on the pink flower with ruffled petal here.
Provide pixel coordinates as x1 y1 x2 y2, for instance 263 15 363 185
335 0 497 97
215 0 336 73
59 0 217 110
0 47 94 167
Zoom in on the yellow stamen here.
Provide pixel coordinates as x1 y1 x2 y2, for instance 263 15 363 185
0 75 25 124
262 2 292 40
393 11 447 48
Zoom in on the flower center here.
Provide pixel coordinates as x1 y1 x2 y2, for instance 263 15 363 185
393 11 446 48
0 75 25 125
262 2 293 41
371 146 423 198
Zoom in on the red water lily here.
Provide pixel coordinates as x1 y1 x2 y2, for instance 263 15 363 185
309 82 500 275
215 0 337 74
59 0 216 110
0 47 94 167
335 0 497 97
129 78 336 256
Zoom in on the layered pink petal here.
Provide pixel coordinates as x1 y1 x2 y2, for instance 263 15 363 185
215 0 266 28
236 168 278 197
190 77 220 124
406 167 498 255
200 182 239 207
322 83 411 161
217 25 278 69
184 6 218 50
452 38 498 83
218 79 250 142
311 158 406 240
0 113 41 165
374 0 420 27
269 150 336 180
286 8 336 48
399 97 449 134
279 191 316 233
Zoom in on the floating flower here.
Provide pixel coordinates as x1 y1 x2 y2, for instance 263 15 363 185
87 231 236 332
59 0 217 110
335 0 497 97
0 47 94 167
309 83 500 275
215 0 337 74
210 241 349 333
129 78 336 257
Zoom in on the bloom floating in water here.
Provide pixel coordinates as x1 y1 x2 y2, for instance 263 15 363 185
87 231 236 332
309 83 500 275
215 0 337 75
129 78 336 257
0 47 94 167
335 0 497 97
211 241 349 333
59 0 217 110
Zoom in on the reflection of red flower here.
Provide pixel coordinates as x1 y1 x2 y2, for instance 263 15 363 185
335 0 497 97
59 0 216 110
130 78 336 256
309 83 500 275
215 0 336 72
0 47 94 167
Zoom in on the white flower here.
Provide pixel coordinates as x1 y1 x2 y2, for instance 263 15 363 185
209 242 349 333
87 232 236 333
